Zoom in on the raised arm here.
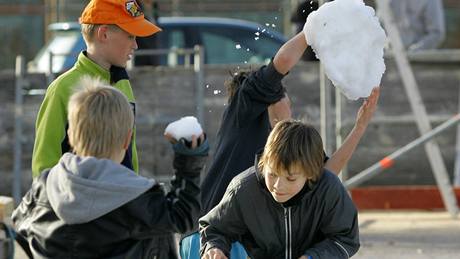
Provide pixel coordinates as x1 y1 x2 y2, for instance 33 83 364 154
273 32 309 75
325 87 380 174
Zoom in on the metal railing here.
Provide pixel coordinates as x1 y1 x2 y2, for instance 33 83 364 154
345 114 460 189
13 57 25 205
128 46 205 123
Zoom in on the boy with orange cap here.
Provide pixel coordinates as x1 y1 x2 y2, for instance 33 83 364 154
32 0 161 177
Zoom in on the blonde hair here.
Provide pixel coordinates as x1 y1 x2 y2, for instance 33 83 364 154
68 76 134 158
258 119 325 181
81 24 120 43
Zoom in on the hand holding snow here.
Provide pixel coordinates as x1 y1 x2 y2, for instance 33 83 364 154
164 116 203 141
304 0 386 100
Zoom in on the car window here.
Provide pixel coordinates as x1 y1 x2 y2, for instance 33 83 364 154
32 31 80 73
169 30 186 48
198 27 282 64
157 28 191 66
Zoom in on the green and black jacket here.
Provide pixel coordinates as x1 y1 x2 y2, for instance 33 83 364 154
32 52 138 177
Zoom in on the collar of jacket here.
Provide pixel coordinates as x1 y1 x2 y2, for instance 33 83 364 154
254 151 319 208
76 51 130 84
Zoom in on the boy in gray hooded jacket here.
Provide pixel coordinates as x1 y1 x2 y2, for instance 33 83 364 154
13 76 208 259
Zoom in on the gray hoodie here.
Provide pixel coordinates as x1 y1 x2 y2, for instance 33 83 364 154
46 153 155 224
13 150 205 259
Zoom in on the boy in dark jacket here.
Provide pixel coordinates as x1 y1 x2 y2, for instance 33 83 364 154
181 29 379 259
200 120 359 259
13 77 208 259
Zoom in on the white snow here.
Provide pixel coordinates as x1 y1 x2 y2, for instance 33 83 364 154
304 0 386 100
164 116 203 142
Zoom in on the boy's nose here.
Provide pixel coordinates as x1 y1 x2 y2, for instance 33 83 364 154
273 178 283 189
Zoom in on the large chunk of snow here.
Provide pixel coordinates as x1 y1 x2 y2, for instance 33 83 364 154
304 0 386 100
164 116 203 141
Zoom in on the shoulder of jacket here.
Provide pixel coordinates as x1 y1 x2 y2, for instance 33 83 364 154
316 170 345 194
47 69 85 94
27 169 52 205
227 167 258 193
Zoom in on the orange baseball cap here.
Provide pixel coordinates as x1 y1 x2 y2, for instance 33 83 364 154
79 0 161 37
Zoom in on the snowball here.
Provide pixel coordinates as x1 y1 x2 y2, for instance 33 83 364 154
164 116 203 142
304 0 386 100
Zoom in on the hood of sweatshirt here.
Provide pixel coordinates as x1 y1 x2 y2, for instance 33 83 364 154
46 153 155 224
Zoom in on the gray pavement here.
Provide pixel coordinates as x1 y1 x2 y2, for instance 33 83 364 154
355 211 460 259
12 211 460 258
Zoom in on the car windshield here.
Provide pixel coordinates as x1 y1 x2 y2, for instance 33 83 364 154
199 27 281 64
32 30 80 73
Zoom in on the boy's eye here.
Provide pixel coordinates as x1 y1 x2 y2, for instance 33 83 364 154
287 177 297 182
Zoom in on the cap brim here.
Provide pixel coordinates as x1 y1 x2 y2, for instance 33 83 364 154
118 18 162 37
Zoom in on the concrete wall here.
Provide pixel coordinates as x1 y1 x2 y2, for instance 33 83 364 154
0 60 459 196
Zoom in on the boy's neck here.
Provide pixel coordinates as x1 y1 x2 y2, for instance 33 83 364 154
86 48 111 71
75 152 123 164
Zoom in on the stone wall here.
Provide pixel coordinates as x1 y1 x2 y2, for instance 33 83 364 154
0 60 459 196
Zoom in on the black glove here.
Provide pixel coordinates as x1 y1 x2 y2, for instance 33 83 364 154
172 136 209 156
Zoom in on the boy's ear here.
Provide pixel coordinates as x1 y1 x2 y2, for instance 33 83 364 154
95 25 110 42
122 129 133 150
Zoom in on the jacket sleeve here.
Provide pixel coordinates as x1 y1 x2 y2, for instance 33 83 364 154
124 153 207 237
32 84 68 177
199 181 247 258
234 61 286 127
303 179 360 258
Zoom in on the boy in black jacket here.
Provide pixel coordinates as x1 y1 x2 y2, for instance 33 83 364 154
200 120 360 259
180 29 379 258
13 77 208 259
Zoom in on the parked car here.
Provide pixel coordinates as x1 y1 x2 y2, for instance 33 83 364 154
29 17 287 73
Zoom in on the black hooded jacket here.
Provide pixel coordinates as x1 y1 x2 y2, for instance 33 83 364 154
13 152 206 259
200 156 360 259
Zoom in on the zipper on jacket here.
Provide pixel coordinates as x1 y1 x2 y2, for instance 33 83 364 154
284 207 292 259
